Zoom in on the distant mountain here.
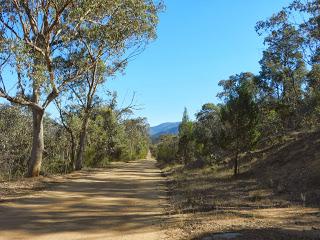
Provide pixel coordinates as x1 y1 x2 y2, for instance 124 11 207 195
149 122 180 140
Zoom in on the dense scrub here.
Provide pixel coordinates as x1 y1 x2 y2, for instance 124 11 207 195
0 103 150 180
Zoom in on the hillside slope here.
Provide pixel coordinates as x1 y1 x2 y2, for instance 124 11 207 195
244 130 320 205
162 130 320 240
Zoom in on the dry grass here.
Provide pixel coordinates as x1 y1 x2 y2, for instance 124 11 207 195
162 130 320 240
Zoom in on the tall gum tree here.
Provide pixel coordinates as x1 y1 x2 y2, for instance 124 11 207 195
56 0 162 170
0 0 162 177
256 0 320 128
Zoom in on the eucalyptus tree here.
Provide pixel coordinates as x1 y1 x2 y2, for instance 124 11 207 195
256 12 307 129
218 73 260 176
0 0 162 177
66 8 159 170
288 0 320 124
194 103 223 161
122 117 150 160
256 0 320 129
287 0 320 65
54 99 80 170
74 100 149 166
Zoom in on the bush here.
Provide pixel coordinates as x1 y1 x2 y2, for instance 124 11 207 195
154 135 179 164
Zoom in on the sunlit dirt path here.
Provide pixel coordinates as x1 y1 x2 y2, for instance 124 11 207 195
0 159 167 240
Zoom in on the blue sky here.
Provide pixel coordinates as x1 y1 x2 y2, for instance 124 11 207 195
107 0 292 126
1 1 293 126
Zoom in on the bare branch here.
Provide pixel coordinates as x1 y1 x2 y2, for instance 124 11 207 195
0 17 21 40
0 90 42 111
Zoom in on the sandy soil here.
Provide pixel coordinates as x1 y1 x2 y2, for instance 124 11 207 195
0 159 167 240
1 158 319 240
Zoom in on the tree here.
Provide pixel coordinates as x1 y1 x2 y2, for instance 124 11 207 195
69 19 155 169
0 0 162 176
70 61 108 170
54 99 80 170
0 104 72 179
178 107 195 164
64 92 148 167
154 135 179 164
256 13 307 129
256 0 320 130
55 0 161 170
287 0 320 65
218 73 260 176
305 64 320 126
194 103 223 162
122 117 150 160
287 0 320 126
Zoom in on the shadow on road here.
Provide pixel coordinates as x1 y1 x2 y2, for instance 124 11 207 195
0 160 168 239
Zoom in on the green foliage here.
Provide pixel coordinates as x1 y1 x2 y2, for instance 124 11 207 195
255 0 319 130
178 108 195 164
256 12 307 129
219 73 260 175
0 105 72 180
1 0 320 180
220 91 260 153
0 98 150 179
153 135 179 164
0 0 163 176
82 106 150 167
194 103 223 163
119 118 150 161
0 105 31 179
152 0 320 178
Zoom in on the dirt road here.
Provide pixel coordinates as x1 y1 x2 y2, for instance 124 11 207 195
0 160 166 240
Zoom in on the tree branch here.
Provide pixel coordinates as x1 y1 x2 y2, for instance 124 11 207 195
0 90 42 111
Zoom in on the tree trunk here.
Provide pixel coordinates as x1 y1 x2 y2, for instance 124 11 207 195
234 150 239 176
67 132 76 172
27 108 45 177
54 100 76 172
75 113 89 170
